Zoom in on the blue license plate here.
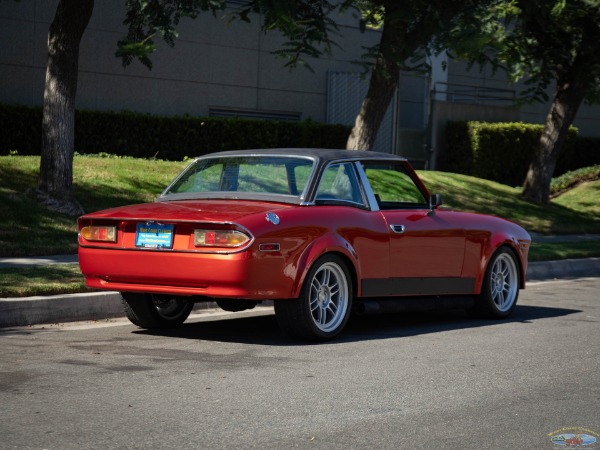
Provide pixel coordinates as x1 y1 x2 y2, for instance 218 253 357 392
135 223 174 249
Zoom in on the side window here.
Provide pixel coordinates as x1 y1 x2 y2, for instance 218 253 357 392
316 163 364 205
363 163 428 209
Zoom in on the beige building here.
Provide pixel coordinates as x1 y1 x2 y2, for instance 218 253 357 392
2 1 599 166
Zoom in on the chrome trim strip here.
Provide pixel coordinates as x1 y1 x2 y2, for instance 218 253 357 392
354 161 380 212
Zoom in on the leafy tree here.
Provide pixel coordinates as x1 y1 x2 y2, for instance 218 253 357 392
37 0 94 216
509 0 600 204
33 0 504 213
457 0 600 205
119 0 495 152
36 0 346 214
117 0 344 70
346 0 490 150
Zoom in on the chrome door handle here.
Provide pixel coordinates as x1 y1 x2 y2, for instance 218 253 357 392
390 224 405 233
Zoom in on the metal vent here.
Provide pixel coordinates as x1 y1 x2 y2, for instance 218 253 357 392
209 107 301 121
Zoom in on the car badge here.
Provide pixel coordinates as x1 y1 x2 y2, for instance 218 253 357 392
266 212 280 225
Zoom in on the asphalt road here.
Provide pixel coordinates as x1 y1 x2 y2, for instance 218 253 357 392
1 278 598 450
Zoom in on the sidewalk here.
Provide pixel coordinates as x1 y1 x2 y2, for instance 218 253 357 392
0 254 78 269
1 238 599 328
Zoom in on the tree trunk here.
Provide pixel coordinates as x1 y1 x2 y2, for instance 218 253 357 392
38 0 93 216
522 76 587 205
346 59 399 150
346 7 403 151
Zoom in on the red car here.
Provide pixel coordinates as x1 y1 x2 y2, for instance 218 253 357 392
78 149 530 340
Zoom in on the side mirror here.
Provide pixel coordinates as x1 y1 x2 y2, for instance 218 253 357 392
429 193 443 209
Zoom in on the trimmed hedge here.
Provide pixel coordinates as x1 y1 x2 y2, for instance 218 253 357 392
441 121 598 186
0 104 350 160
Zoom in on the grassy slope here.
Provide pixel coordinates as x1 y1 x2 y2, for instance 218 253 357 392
1 155 599 297
1 155 599 258
417 171 600 234
0 156 187 256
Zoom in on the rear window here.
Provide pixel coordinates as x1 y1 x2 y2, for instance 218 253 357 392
164 156 314 198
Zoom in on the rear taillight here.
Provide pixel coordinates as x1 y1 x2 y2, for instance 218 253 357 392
80 225 117 242
193 230 250 248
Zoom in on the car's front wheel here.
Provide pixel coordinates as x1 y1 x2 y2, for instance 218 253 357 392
274 254 353 341
472 247 520 319
121 292 194 328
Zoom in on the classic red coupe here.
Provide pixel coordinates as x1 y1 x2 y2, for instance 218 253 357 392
78 149 530 340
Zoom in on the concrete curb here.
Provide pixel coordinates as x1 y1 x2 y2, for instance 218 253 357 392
526 257 599 281
1 258 598 328
0 291 222 328
0 292 124 328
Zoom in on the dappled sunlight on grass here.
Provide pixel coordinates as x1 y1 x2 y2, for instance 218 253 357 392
74 156 186 212
529 240 600 261
1 156 599 258
553 180 600 212
418 171 600 234
0 265 88 297
0 156 186 256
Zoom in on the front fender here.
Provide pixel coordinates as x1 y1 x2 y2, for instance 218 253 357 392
290 232 360 298
475 231 530 293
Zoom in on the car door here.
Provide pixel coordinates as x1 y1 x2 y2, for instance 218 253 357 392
361 161 470 296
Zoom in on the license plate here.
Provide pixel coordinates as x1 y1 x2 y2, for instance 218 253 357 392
135 223 174 249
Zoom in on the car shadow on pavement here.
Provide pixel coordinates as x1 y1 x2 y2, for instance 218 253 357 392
133 303 581 346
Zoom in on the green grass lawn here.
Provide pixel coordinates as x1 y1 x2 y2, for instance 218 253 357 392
0 155 187 257
417 171 600 235
1 154 599 297
0 265 88 297
2 155 600 258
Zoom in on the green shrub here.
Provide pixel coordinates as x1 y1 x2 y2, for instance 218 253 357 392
550 165 600 196
443 121 583 186
0 104 350 160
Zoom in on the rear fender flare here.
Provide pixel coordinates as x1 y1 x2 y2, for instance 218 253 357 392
290 233 360 298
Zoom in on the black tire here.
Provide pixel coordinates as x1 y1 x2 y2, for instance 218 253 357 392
472 247 520 319
121 292 194 328
274 254 353 341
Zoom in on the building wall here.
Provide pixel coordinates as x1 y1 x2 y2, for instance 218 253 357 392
0 0 380 121
447 60 600 138
2 1 600 146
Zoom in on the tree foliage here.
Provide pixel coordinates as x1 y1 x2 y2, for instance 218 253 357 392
484 0 600 204
346 0 496 150
117 0 226 69
117 0 350 71
38 0 600 210
117 1 501 152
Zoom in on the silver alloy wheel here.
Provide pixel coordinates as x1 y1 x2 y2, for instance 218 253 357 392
489 253 518 312
309 261 349 333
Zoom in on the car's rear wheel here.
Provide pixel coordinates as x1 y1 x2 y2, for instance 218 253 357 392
472 247 520 319
275 254 353 341
121 292 194 328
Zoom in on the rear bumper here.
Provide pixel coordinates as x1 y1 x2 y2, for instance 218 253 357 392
79 247 295 299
